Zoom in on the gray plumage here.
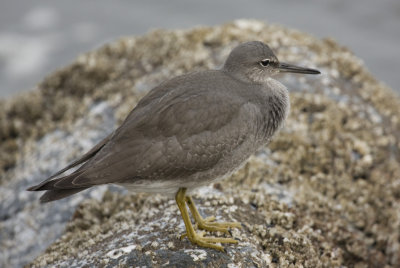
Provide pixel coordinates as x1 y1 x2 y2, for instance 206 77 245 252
28 41 320 202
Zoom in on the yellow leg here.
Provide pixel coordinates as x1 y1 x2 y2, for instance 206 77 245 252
185 196 242 233
175 188 239 252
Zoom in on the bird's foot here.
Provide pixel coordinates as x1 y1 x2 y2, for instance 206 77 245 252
176 188 241 252
184 231 238 252
185 196 242 234
195 216 242 234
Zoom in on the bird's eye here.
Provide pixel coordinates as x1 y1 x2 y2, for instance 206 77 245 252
260 59 270 67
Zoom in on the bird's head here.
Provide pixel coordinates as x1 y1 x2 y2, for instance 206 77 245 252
223 41 320 84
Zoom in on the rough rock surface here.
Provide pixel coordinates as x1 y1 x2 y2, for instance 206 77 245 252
0 20 399 267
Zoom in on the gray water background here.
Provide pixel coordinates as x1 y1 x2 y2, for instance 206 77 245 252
1 0 399 98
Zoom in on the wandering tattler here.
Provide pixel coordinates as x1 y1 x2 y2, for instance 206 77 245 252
28 41 320 251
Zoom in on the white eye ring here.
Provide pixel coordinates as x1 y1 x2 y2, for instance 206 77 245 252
260 59 270 67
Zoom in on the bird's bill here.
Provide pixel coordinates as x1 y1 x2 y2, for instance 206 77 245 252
278 62 320 75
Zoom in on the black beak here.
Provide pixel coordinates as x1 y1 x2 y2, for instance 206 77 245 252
278 62 320 75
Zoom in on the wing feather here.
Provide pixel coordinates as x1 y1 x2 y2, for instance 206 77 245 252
70 74 254 187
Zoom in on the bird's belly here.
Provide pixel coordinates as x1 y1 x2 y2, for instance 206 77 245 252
120 180 188 196
119 158 250 197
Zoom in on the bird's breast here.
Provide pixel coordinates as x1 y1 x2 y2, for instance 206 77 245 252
257 78 290 142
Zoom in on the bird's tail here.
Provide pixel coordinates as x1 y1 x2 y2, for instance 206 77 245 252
38 187 89 203
27 172 91 203
27 133 113 203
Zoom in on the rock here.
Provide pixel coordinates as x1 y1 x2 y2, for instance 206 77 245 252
0 19 399 267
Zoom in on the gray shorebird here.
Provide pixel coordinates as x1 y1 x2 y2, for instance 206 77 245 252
28 41 320 251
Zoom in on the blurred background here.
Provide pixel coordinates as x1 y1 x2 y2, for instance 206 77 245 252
0 0 399 98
